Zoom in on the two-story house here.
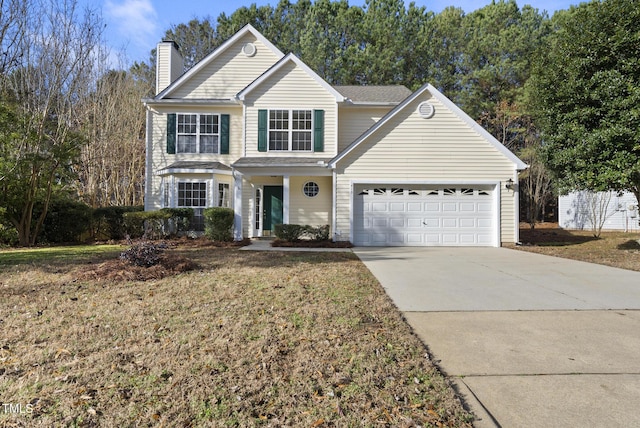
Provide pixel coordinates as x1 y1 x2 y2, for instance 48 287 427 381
143 24 526 246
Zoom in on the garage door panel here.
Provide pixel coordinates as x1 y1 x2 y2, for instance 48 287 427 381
390 218 404 228
460 202 476 212
442 218 457 227
372 217 388 227
354 186 496 247
459 218 475 228
372 202 388 212
407 218 423 228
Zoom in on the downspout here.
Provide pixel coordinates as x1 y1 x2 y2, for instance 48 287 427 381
144 107 152 211
332 168 337 242
513 169 520 245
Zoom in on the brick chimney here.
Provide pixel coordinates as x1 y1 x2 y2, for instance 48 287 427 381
156 41 184 95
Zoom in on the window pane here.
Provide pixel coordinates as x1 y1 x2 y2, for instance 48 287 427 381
177 135 197 153
199 135 218 153
292 110 311 130
200 114 218 135
269 131 289 150
292 131 312 151
177 114 197 134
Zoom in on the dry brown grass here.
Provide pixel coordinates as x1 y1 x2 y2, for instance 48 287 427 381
510 224 640 272
0 243 471 427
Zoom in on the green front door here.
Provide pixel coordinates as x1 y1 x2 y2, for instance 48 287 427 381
263 186 283 233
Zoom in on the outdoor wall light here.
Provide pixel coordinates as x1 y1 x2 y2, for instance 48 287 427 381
505 178 515 190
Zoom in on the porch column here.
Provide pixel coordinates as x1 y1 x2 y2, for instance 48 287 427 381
283 175 290 224
233 169 243 241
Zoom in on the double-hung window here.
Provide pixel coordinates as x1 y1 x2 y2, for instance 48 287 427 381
268 109 312 151
178 181 207 231
177 114 219 154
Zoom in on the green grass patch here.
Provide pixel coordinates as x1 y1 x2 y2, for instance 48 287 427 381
0 244 123 266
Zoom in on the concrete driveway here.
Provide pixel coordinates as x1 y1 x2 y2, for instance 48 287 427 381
354 247 640 427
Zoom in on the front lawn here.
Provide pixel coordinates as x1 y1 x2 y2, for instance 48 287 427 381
512 225 640 272
0 243 471 427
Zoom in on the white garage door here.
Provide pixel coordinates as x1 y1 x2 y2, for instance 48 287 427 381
353 186 496 246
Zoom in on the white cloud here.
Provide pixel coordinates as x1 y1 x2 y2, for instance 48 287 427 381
105 0 158 51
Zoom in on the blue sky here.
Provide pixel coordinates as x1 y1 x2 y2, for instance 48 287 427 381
86 0 578 65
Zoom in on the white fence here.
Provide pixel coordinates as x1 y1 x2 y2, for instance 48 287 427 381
558 191 639 232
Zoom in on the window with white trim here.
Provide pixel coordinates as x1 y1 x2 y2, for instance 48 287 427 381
303 181 319 198
177 114 219 153
218 183 230 208
269 109 312 151
178 181 208 231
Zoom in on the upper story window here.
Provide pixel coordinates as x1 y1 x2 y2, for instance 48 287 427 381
268 109 312 151
258 109 323 153
177 114 219 154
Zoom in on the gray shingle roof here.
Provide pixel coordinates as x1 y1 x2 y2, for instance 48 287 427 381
232 157 331 168
159 161 231 171
333 85 412 104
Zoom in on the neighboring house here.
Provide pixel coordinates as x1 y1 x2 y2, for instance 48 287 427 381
559 191 639 232
143 24 527 247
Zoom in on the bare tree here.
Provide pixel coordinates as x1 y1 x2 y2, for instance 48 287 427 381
0 0 104 246
76 60 151 208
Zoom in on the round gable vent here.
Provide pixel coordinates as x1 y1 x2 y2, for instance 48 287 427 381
417 101 435 119
242 42 257 57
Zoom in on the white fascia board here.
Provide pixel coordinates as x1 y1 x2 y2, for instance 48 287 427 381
237 53 346 102
155 24 285 100
157 167 232 176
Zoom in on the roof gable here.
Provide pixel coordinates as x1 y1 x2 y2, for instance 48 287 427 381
156 24 284 100
329 83 527 170
237 53 346 102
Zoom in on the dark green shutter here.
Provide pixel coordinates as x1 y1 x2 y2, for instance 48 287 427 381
220 114 230 154
166 113 176 154
258 109 267 152
313 109 324 152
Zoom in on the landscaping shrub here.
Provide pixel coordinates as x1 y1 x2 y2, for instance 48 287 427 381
119 241 168 267
160 208 194 233
204 207 234 241
123 211 172 239
92 206 143 240
40 197 93 243
275 224 331 242
304 224 330 241
274 224 305 241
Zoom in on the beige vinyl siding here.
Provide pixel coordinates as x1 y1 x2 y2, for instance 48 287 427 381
244 61 338 157
289 176 332 226
155 43 171 95
334 91 518 244
171 34 281 99
337 106 393 152
145 106 242 211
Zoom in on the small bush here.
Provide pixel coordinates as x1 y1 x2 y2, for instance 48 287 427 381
274 224 305 241
123 211 172 240
120 241 168 267
204 208 234 241
304 224 330 241
93 206 143 240
160 208 194 233
275 224 331 242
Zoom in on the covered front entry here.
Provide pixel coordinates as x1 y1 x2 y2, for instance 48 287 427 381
263 185 283 235
353 185 497 246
